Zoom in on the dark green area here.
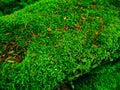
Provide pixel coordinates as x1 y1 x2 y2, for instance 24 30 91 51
0 0 38 16
74 58 120 90
0 0 120 90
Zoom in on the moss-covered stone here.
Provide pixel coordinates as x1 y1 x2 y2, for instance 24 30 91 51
0 0 120 90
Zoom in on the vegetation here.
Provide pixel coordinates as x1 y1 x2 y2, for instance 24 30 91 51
0 0 120 90
74 58 120 90
0 0 39 16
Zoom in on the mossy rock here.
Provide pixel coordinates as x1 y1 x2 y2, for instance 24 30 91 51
0 0 120 90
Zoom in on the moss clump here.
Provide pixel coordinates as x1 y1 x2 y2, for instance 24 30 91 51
0 0 120 90
74 58 120 90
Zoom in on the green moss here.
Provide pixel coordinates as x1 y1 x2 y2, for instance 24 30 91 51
74 58 120 90
0 0 120 90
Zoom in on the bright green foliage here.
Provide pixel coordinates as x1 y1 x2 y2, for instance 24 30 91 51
0 0 120 90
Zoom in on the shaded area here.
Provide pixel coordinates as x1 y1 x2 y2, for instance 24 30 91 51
109 0 120 8
73 57 120 90
0 0 39 16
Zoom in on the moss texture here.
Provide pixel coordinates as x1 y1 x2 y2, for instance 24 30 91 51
0 0 120 90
